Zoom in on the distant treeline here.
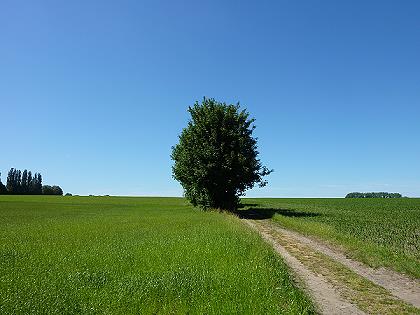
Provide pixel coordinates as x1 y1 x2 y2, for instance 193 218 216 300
0 168 63 195
345 192 403 198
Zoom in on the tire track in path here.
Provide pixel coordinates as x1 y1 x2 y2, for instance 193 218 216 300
243 219 420 315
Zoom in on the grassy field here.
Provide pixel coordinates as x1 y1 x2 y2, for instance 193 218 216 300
0 196 314 314
243 198 420 278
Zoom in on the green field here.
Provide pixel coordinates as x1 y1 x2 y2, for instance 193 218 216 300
244 198 420 278
0 196 313 314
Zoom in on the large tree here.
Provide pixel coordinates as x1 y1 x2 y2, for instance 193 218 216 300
171 98 272 211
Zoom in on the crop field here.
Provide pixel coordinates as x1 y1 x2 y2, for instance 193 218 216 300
243 198 420 278
0 196 314 314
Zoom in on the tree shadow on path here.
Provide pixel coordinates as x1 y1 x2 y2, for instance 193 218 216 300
236 207 321 220
237 203 259 209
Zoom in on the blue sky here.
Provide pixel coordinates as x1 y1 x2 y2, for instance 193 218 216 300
1 0 419 197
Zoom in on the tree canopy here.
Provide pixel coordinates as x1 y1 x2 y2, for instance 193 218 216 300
42 185 64 195
171 98 272 211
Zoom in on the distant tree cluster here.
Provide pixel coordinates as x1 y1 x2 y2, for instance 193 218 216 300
345 192 403 198
5 168 42 194
0 168 63 195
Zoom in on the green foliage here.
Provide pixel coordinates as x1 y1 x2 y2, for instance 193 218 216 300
345 192 403 198
42 185 63 195
0 196 314 314
52 186 63 196
244 198 420 278
172 98 272 211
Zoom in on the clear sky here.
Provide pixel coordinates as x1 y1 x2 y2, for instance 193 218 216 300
1 0 419 197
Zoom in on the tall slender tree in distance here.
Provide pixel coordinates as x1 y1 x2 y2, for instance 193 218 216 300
6 168 18 194
27 171 33 194
21 169 28 194
0 173 7 194
34 173 42 195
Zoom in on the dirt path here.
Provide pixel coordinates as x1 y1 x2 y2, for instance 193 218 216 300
245 220 365 314
266 221 420 308
243 219 420 315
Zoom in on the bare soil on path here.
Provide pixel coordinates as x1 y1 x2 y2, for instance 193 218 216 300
243 218 420 315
